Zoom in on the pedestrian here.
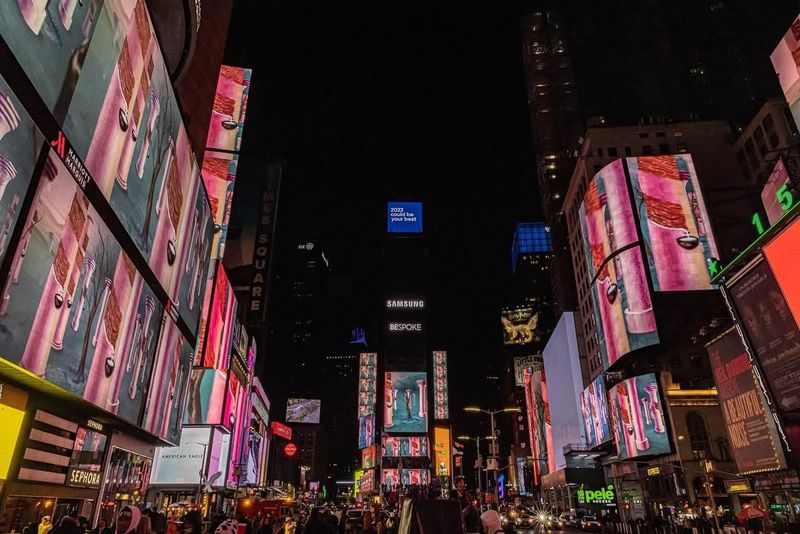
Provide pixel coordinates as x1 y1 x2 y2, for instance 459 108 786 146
213 519 238 534
179 512 202 534
449 476 481 534
51 514 83 534
39 516 53 534
115 506 142 534
480 510 503 534
136 516 152 534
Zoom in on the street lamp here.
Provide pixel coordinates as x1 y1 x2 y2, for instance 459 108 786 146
456 434 493 497
463 407 521 504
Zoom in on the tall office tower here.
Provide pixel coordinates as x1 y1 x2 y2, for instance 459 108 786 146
520 9 583 315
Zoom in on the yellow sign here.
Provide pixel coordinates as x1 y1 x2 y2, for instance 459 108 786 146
0 383 28 479
647 466 661 476
434 427 452 477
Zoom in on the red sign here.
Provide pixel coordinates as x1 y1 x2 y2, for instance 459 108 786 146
284 443 297 458
271 422 292 441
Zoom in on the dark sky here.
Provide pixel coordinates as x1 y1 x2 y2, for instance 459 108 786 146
227 0 541 446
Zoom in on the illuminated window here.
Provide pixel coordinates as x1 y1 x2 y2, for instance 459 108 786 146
686 412 711 459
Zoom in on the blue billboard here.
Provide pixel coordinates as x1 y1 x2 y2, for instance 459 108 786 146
387 202 423 233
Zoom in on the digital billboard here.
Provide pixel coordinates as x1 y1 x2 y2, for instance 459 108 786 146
501 308 539 345
579 160 658 369
207 66 252 153
608 373 671 459
286 398 322 424
357 353 377 448
382 436 429 457
387 202 423 233
581 376 611 449
730 260 800 419
0 151 165 427
707 329 787 474
362 445 377 470
434 426 452 478
142 317 193 444
432 351 449 420
771 15 800 130
184 368 228 425
201 150 238 260
0 382 27 479
523 368 555 484
764 218 800 329
381 468 429 490
762 159 793 225
513 355 540 386
0 76 43 268
627 155 718 291
197 263 237 369
384 372 428 434
66 427 108 489
150 426 211 485
225 362 251 487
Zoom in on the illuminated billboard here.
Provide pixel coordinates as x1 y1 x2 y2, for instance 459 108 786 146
202 151 239 260
730 259 800 419
387 202 423 233
434 426 452 477
579 160 658 369
362 445 377 470
150 427 211 485
0 382 27 479
184 368 228 425
197 264 237 369
358 353 377 449
513 355 540 386
0 151 165 427
501 308 539 345
0 76 43 268
523 368 555 484
382 436 429 457
381 468 429 490
286 398 322 424
66 427 108 489
207 66 252 152
581 376 611 449
627 155 718 291
771 15 800 130
762 160 793 225
433 351 449 420
225 362 251 487
707 329 787 474
608 373 671 459
383 372 428 434
142 318 194 444
763 218 800 329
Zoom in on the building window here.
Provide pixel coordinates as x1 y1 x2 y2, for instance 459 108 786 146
659 144 670 154
607 147 618 157
642 145 653 155
687 412 711 459
624 146 632 156
639 132 650 139
656 131 666 138
597 148 603 157
677 142 688 153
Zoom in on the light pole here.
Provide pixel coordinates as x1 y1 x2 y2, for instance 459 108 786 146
463 407 521 505
456 435 493 498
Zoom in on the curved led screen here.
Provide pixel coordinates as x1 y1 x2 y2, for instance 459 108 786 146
581 375 611 449
608 373 671 459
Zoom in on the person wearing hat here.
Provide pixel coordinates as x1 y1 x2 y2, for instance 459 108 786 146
115 506 142 534
480 510 504 534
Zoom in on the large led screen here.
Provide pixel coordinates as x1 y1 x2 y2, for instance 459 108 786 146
608 373 671 459
358 414 375 449
207 66 252 153
381 468 429 490
0 383 27 479
586 247 658 369
201 151 238 260
762 159 793 225
358 353 377 449
225 364 251 487
501 308 539 345
141 317 193 444
764 218 800 329
286 398 322 424
434 426 452 477
432 351 449 420
707 329 786 474
197 264 237 369
387 202 423 233
150 426 210 485
0 76 43 267
730 260 800 419
523 368 555 484
383 372 428 434
1 0 214 338
184 368 228 425
581 375 611 449
66 427 108 488
0 151 164 426
628 155 718 291
382 436 429 457
771 15 800 131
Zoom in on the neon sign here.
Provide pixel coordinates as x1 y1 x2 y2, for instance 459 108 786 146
577 484 616 505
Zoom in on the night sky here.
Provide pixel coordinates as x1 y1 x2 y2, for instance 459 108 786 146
224 0 799 477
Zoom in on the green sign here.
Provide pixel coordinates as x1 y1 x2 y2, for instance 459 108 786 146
577 484 616 504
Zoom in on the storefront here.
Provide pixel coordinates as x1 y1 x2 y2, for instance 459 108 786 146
752 469 800 522
540 467 611 516
0 391 109 534
95 433 156 527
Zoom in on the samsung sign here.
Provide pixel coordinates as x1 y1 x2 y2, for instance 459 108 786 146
387 202 423 233
386 299 425 309
388 323 422 332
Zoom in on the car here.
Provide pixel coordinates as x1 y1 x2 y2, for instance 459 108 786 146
556 513 577 528
580 515 602 532
514 512 534 528
344 509 367 533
